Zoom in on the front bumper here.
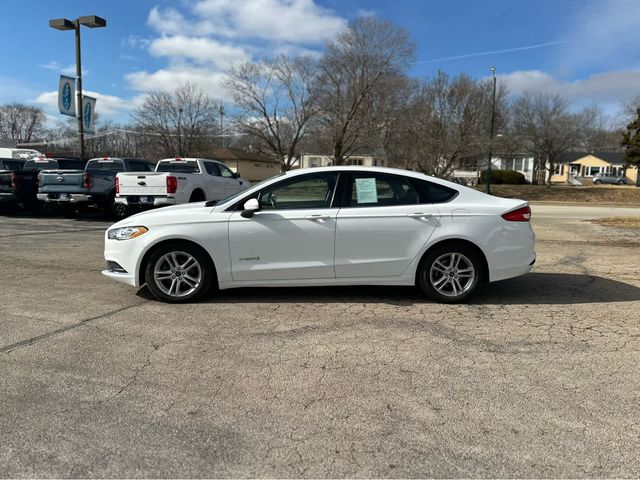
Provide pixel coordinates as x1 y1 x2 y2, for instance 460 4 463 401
101 269 137 287
37 193 92 204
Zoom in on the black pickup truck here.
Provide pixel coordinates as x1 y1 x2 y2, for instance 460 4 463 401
0 157 87 212
37 157 155 217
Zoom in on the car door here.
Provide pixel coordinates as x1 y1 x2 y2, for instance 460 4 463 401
202 161 228 201
228 171 339 281
334 172 442 278
217 163 246 196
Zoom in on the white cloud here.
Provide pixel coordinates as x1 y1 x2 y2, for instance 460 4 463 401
125 68 230 100
149 35 250 69
498 69 640 112
40 61 88 76
561 0 640 71
149 0 346 44
34 90 131 117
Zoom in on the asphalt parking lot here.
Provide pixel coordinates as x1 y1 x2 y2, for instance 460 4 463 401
1 205 640 477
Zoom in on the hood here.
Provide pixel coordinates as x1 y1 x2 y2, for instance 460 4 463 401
109 201 215 229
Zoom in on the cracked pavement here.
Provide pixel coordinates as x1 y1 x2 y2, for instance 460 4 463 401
1 204 640 477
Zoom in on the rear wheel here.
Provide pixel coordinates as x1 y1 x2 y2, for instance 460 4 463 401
594 180 602 185
418 244 483 303
144 242 214 303
189 190 205 202
616 179 625 185
108 194 128 219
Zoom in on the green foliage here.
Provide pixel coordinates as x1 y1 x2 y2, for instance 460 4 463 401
480 169 526 185
622 108 640 167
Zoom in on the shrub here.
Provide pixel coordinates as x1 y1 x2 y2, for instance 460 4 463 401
480 169 526 185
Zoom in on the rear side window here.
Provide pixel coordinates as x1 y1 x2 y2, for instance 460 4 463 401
156 161 200 173
128 160 154 172
87 160 125 172
347 173 419 207
414 179 458 203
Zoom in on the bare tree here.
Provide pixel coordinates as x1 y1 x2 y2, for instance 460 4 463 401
316 17 416 164
226 55 318 170
0 103 45 144
385 72 507 177
132 83 218 158
513 92 596 185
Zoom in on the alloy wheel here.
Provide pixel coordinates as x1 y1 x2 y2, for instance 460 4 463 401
153 251 203 298
428 252 476 297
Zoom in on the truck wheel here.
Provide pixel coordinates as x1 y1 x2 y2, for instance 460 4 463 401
109 194 128 219
189 190 205 202
144 242 215 303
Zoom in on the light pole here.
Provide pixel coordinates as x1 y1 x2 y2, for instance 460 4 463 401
219 103 225 148
49 15 106 162
486 66 497 195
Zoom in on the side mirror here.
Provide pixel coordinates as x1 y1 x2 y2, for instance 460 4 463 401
232 172 240 179
241 198 260 218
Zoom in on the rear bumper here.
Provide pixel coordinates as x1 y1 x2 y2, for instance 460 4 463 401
0 192 18 202
115 196 177 207
37 193 92 203
489 252 536 282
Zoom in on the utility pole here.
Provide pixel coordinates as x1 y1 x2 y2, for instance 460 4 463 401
49 15 106 162
486 66 497 195
219 103 225 148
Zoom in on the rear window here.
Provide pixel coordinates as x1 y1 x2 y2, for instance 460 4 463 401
57 160 84 170
24 160 57 170
156 161 200 173
128 160 155 172
0 159 24 171
86 159 125 172
414 179 458 203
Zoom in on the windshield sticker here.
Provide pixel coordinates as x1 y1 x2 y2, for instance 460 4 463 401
355 178 378 204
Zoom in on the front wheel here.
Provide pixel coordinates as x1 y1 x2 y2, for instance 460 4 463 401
594 180 602 185
418 244 483 303
144 243 215 303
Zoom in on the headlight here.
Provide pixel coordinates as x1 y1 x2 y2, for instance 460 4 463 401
107 226 148 241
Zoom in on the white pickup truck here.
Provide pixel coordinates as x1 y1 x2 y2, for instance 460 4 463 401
115 158 251 210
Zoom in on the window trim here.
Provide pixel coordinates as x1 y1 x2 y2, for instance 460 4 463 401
226 171 341 212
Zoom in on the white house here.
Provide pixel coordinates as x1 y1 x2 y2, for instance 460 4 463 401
296 153 386 169
452 154 534 185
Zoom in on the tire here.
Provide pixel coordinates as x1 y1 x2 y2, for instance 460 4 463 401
144 242 215 303
418 243 484 303
189 190 205 202
594 180 602 185
617 180 624 185
108 194 128 219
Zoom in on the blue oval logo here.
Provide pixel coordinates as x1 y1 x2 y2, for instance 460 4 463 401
84 102 92 128
62 83 72 111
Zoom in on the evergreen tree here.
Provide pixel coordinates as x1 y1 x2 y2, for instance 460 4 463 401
621 108 640 166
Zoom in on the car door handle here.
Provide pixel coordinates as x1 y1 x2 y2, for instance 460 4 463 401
305 214 331 221
407 212 433 218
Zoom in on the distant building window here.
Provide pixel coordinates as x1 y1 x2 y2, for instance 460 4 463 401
308 156 322 167
553 163 563 175
347 158 364 166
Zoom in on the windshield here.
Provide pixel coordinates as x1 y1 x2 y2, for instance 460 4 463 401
156 161 199 173
214 173 285 207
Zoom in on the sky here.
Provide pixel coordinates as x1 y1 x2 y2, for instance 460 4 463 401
1 0 639 127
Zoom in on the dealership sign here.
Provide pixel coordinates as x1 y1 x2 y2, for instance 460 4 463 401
82 95 97 134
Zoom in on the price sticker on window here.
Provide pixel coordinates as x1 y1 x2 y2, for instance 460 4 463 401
355 178 378 204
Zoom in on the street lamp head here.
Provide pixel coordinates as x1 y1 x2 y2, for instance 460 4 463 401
78 15 107 28
49 18 75 31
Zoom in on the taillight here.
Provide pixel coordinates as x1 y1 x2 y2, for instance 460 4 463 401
82 172 93 189
37 172 42 188
10 173 19 189
115 176 119 194
166 176 178 194
502 206 531 222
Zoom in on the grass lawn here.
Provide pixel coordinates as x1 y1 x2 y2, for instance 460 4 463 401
476 184 640 205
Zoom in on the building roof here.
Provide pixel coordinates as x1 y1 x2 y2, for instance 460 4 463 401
210 147 279 164
557 151 624 165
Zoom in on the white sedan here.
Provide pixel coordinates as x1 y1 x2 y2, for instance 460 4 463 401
102 166 535 303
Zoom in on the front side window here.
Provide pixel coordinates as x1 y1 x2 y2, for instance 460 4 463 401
258 173 338 210
348 173 419 207
204 162 220 176
219 164 235 178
